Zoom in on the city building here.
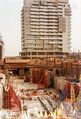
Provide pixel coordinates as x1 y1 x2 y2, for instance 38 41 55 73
0 36 4 60
20 0 71 59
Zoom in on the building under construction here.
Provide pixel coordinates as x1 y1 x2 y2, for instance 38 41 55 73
20 0 71 59
0 35 4 60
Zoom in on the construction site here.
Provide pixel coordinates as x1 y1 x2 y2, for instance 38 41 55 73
0 0 81 118
0 57 81 119
0 35 81 118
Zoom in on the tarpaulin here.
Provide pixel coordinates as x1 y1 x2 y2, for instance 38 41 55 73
6 85 21 111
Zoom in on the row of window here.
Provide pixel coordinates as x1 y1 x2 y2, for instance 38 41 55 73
30 17 58 20
21 50 63 56
24 34 62 37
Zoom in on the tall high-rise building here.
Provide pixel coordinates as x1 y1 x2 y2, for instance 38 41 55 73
20 0 71 59
0 35 4 60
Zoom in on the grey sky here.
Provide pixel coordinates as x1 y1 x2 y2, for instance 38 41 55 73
0 0 81 56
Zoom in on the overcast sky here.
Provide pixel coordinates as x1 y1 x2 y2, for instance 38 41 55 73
0 0 81 56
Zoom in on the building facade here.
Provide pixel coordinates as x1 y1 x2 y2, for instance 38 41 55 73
20 0 71 58
0 36 4 60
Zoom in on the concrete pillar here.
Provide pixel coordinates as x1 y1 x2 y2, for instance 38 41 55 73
19 69 25 79
30 68 33 83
